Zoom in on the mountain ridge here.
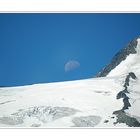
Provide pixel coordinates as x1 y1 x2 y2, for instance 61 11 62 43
96 36 140 77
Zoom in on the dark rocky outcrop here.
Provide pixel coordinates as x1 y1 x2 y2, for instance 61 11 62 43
113 72 140 127
123 97 131 110
96 37 138 77
116 72 137 111
113 110 140 127
104 120 109 123
116 89 128 99
124 72 137 88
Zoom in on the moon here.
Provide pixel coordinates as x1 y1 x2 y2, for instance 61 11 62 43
64 60 80 72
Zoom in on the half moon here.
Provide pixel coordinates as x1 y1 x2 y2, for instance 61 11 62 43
64 60 80 72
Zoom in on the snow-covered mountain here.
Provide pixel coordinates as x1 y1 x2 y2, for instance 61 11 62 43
0 37 140 128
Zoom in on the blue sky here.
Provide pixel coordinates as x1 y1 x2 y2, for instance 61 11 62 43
0 13 140 86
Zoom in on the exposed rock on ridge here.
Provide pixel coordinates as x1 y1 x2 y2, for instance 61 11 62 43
96 37 139 77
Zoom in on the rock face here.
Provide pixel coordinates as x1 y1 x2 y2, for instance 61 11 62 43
113 72 140 127
113 110 140 127
116 72 137 111
96 37 138 77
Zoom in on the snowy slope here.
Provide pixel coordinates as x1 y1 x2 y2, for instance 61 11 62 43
0 77 125 127
0 37 140 128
